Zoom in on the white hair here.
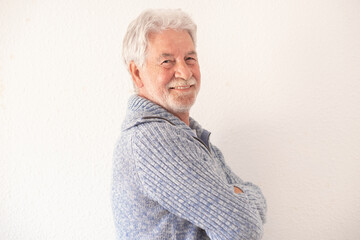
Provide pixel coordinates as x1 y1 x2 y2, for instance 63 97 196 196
122 9 197 69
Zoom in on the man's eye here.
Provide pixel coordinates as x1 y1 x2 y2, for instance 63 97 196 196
186 57 197 64
161 60 174 68
161 60 172 64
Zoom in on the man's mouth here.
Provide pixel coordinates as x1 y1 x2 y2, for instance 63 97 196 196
169 85 194 90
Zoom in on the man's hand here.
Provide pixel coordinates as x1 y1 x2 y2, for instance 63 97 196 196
234 186 243 194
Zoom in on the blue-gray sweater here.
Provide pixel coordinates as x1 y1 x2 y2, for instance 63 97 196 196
112 95 267 240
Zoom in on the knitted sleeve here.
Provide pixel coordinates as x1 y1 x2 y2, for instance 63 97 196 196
212 145 267 224
132 122 264 240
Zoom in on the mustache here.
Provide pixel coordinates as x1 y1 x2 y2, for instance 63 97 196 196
167 77 197 88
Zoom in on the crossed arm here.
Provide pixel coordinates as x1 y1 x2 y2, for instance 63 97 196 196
132 123 266 240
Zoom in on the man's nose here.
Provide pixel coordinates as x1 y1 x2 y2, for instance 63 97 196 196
174 61 192 80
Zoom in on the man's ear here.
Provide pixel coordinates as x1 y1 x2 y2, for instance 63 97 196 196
129 61 144 89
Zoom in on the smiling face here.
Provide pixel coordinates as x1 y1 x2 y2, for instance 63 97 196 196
131 29 201 121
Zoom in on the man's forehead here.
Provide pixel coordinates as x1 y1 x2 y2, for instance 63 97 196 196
147 30 194 46
146 29 197 60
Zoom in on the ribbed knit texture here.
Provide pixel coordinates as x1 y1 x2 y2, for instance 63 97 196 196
112 95 267 240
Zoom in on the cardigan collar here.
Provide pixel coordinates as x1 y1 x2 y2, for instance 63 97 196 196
122 95 211 146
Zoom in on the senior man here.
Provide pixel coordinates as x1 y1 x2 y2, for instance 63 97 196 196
112 9 267 240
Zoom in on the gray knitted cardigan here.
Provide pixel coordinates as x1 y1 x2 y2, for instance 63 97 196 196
112 95 267 240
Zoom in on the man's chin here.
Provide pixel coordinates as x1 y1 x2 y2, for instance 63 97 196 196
167 101 195 114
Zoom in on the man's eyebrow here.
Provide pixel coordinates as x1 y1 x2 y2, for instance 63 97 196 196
186 51 197 56
158 51 197 59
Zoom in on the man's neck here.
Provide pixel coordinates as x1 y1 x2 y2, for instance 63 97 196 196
171 111 190 126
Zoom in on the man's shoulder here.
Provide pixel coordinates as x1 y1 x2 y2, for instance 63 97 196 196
133 117 183 141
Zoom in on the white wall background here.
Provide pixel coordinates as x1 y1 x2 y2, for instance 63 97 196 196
1 0 359 239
